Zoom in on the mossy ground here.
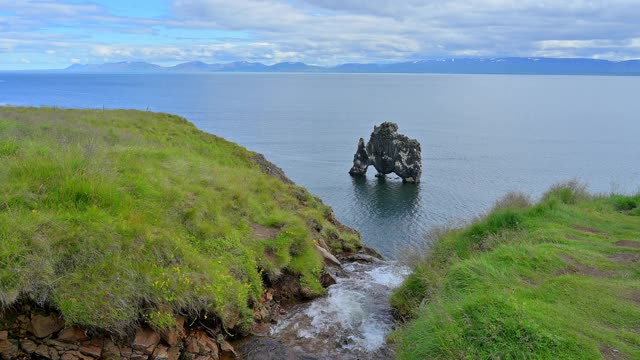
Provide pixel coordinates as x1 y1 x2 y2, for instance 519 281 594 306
391 182 640 359
0 107 361 335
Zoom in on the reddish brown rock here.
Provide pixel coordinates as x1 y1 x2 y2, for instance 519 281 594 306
57 327 89 344
131 350 150 360
132 327 161 354
119 346 133 359
0 331 7 340
161 316 186 347
167 346 181 360
0 338 18 360
151 344 170 360
31 313 65 338
79 343 102 358
185 330 219 358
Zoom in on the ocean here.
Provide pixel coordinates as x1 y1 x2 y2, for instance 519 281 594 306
2 72 639 257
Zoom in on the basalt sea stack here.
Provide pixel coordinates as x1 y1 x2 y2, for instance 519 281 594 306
349 122 422 183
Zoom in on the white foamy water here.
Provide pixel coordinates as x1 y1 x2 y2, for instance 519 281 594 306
267 260 409 359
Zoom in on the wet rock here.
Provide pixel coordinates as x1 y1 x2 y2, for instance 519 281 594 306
132 327 161 354
57 326 89 344
31 313 65 338
319 272 337 288
349 122 422 183
342 253 380 263
348 138 370 176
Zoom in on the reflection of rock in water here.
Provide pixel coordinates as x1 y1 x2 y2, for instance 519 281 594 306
347 176 422 257
350 176 420 217
349 122 422 183
234 261 409 360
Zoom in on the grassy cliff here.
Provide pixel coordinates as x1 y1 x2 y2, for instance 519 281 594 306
0 107 361 335
391 182 640 359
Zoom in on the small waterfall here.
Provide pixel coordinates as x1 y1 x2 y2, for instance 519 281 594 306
236 260 409 359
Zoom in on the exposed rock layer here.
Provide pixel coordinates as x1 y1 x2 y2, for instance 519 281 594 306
349 122 422 183
0 305 242 360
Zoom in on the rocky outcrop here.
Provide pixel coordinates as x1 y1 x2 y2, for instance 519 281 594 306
349 122 422 183
251 153 293 184
0 305 239 360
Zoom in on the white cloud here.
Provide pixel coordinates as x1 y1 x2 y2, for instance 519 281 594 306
167 0 640 63
3 0 640 67
0 0 103 17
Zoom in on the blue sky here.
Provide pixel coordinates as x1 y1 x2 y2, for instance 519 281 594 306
2 0 640 70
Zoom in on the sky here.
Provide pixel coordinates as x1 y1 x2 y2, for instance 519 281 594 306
2 0 640 70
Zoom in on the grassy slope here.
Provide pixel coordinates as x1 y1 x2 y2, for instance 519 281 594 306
391 183 640 359
0 107 361 334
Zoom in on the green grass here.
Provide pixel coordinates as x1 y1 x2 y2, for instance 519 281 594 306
391 182 640 359
0 106 362 335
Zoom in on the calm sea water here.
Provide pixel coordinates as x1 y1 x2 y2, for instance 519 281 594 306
1 73 639 257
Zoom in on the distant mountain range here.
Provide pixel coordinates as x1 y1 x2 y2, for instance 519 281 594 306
64 58 640 75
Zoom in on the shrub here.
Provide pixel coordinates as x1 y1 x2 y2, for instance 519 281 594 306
612 194 639 212
542 179 589 205
492 192 532 211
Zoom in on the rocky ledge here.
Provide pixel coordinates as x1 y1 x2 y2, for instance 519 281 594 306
349 122 422 183
0 248 377 360
0 303 246 360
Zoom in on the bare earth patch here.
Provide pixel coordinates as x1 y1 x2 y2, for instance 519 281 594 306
601 344 626 360
573 226 610 237
614 240 640 248
628 292 640 306
609 253 640 263
251 224 280 239
558 255 611 277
